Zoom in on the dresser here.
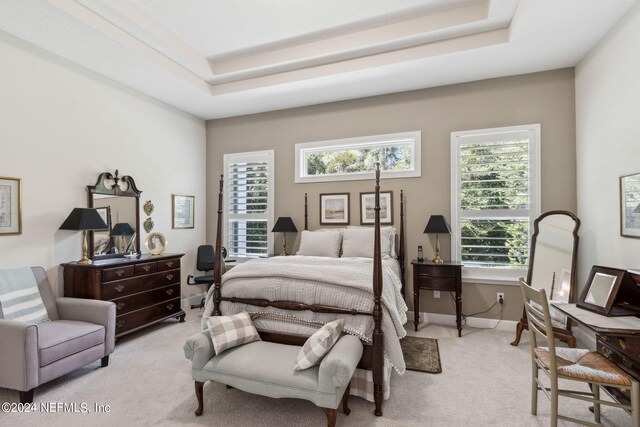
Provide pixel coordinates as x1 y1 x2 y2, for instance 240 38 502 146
63 254 185 338
412 260 463 337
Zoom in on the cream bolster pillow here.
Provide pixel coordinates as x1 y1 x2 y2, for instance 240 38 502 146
297 230 342 257
206 311 261 355
294 318 344 371
341 227 393 258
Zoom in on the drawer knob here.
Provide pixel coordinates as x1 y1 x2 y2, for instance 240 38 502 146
166 304 174 310
166 261 174 268
143 265 151 272
623 357 633 368
116 319 125 328
601 347 612 359
619 338 627 350
166 289 174 296
116 302 125 310
166 274 174 281
115 268 125 277
115 284 125 293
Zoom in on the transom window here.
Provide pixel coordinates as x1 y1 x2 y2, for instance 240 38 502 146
223 150 274 258
295 132 421 183
451 124 541 283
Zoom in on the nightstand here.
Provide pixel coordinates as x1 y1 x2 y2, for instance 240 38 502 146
412 260 463 337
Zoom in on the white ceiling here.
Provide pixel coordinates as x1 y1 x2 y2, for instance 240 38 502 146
0 0 636 119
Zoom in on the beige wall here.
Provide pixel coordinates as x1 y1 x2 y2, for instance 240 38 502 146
0 32 207 302
206 68 577 322
575 3 640 288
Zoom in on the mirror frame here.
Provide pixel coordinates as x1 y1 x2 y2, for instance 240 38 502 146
577 265 626 315
88 170 142 260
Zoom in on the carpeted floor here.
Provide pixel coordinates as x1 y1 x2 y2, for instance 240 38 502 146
400 336 441 373
0 312 633 426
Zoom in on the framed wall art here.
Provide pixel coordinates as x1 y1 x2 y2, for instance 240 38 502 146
172 194 195 229
0 176 22 235
620 172 640 238
319 193 350 225
360 191 393 225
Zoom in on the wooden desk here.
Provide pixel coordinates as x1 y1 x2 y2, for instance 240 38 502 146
553 303 640 404
412 260 463 337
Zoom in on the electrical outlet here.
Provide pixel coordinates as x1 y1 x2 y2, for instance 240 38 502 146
433 291 440 299
497 292 505 304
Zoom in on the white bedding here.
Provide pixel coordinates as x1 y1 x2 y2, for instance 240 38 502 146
201 255 408 373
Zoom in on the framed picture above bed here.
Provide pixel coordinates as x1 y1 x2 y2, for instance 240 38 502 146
320 193 350 225
620 172 640 238
360 191 393 225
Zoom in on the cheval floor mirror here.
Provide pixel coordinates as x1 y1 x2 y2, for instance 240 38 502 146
511 210 581 347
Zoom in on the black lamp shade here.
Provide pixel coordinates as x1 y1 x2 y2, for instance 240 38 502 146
271 217 297 233
424 215 451 234
111 223 135 236
60 208 108 231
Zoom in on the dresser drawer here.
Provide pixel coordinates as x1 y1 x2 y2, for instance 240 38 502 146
135 261 157 275
158 258 180 271
103 265 135 282
115 298 182 335
598 338 640 383
102 269 180 300
598 334 640 366
418 265 456 278
417 276 455 291
112 284 179 315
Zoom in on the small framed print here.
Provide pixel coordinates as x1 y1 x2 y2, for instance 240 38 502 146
172 194 195 229
0 177 22 235
320 193 350 225
620 172 640 238
360 191 393 225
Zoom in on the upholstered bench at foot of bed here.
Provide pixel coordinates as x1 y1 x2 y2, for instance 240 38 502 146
184 333 363 427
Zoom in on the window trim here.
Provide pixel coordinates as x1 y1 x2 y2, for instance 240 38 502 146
450 124 541 283
294 131 421 183
223 149 275 258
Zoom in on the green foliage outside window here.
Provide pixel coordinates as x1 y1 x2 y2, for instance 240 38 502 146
306 145 411 176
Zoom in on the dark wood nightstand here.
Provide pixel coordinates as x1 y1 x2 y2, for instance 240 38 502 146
412 260 463 337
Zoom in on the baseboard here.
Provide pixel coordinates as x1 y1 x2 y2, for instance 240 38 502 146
407 310 518 332
182 293 206 308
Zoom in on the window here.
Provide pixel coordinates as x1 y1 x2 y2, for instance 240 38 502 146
223 150 274 258
295 131 421 183
451 124 540 283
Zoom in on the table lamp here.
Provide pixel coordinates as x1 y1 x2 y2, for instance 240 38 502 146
271 217 297 256
111 223 135 254
60 208 109 265
424 215 451 264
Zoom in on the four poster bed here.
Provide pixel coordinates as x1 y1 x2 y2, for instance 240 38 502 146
202 168 407 416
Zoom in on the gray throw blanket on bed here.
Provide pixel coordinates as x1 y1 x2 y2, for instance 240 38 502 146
202 256 408 373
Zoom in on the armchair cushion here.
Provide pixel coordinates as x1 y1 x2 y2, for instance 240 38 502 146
0 267 49 324
37 320 105 367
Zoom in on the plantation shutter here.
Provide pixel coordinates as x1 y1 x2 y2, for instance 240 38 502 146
451 125 540 280
223 150 274 257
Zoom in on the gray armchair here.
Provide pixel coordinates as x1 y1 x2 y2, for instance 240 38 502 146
0 267 115 403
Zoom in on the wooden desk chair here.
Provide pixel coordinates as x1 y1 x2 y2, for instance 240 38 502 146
520 280 639 427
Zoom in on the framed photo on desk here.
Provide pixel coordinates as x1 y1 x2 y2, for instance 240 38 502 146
577 265 640 316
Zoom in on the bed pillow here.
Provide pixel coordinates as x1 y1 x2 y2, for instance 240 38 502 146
294 319 344 371
296 230 342 257
341 227 393 258
347 226 397 258
206 311 261 355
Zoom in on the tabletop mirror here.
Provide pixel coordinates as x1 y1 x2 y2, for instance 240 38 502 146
511 210 580 347
88 170 142 260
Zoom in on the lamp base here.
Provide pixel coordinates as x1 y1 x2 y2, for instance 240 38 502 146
432 254 444 264
77 256 92 265
279 250 289 256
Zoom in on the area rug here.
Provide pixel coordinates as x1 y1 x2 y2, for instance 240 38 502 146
401 336 442 373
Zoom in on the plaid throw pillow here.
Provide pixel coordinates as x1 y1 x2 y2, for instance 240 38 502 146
294 319 344 371
206 311 261 355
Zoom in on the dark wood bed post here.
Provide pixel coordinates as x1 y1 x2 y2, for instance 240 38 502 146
304 193 308 231
399 190 405 297
213 174 224 316
372 166 384 417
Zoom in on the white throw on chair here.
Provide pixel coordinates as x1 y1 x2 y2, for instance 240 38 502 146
520 280 639 427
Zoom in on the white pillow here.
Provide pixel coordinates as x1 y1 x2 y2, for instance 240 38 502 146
341 227 393 258
297 230 342 257
346 226 396 258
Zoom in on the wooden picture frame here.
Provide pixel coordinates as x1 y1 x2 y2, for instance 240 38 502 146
620 172 640 238
360 191 393 225
319 193 350 225
0 176 22 235
577 266 626 316
172 194 195 229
